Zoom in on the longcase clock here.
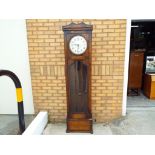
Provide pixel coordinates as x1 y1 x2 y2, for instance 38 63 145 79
62 22 93 133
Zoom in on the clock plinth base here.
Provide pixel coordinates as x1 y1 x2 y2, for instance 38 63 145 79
66 118 93 133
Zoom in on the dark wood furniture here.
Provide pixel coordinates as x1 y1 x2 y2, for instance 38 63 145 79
128 51 144 95
62 22 93 133
143 74 155 99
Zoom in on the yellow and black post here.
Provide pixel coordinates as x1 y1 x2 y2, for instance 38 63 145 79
0 70 25 134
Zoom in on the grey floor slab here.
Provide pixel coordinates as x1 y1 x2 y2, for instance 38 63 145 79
110 109 155 135
0 115 34 135
43 123 113 135
1 93 155 135
127 92 155 107
43 109 155 135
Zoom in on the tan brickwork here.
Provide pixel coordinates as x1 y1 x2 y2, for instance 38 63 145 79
26 19 126 123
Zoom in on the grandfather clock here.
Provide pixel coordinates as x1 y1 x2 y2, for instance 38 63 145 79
62 22 93 133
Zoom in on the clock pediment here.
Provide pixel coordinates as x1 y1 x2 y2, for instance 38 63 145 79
62 22 93 31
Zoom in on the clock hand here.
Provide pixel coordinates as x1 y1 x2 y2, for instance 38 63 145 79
77 44 79 52
74 44 79 52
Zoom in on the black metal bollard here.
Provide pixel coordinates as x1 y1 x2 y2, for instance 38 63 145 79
0 70 25 134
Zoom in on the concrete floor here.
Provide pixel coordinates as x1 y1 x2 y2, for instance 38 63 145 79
0 115 34 135
1 108 155 135
43 95 155 135
110 108 155 134
43 123 112 135
1 93 155 135
127 92 155 107
43 108 155 135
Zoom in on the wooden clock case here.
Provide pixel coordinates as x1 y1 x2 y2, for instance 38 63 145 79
62 22 93 133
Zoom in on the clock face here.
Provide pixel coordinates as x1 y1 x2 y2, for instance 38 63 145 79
69 35 87 55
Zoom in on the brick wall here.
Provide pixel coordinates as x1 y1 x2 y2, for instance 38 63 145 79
26 19 126 123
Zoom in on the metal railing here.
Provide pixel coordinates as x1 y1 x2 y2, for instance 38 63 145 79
0 70 25 134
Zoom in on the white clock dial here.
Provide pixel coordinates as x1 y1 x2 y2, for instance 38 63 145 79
69 35 87 55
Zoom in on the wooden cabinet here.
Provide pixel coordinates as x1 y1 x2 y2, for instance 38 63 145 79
143 74 155 99
128 51 144 95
